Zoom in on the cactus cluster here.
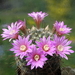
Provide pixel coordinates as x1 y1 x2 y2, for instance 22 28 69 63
28 26 53 42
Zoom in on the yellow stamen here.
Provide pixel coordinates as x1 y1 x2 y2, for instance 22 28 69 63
57 45 63 51
10 30 16 35
59 28 64 31
34 54 40 61
43 45 49 51
20 45 26 51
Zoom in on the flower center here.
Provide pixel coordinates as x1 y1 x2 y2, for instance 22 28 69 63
57 45 64 51
10 30 16 35
59 28 64 31
20 45 27 51
34 54 40 61
43 44 50 51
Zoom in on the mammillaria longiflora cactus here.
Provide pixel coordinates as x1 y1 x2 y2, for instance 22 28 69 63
1 11 74 75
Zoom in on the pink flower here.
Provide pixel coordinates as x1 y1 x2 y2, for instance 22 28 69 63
26 46 47 69
10 35 32 59
36 36 55 56
53 21 72 36
17 20 26 33
28 11 48 28
1 22 22 40
17 20 27 34
53 35 74 60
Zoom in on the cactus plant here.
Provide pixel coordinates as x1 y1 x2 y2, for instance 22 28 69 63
15 26 61 75
1 11 74 75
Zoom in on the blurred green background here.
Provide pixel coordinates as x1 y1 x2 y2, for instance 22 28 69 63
0 0 75 75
